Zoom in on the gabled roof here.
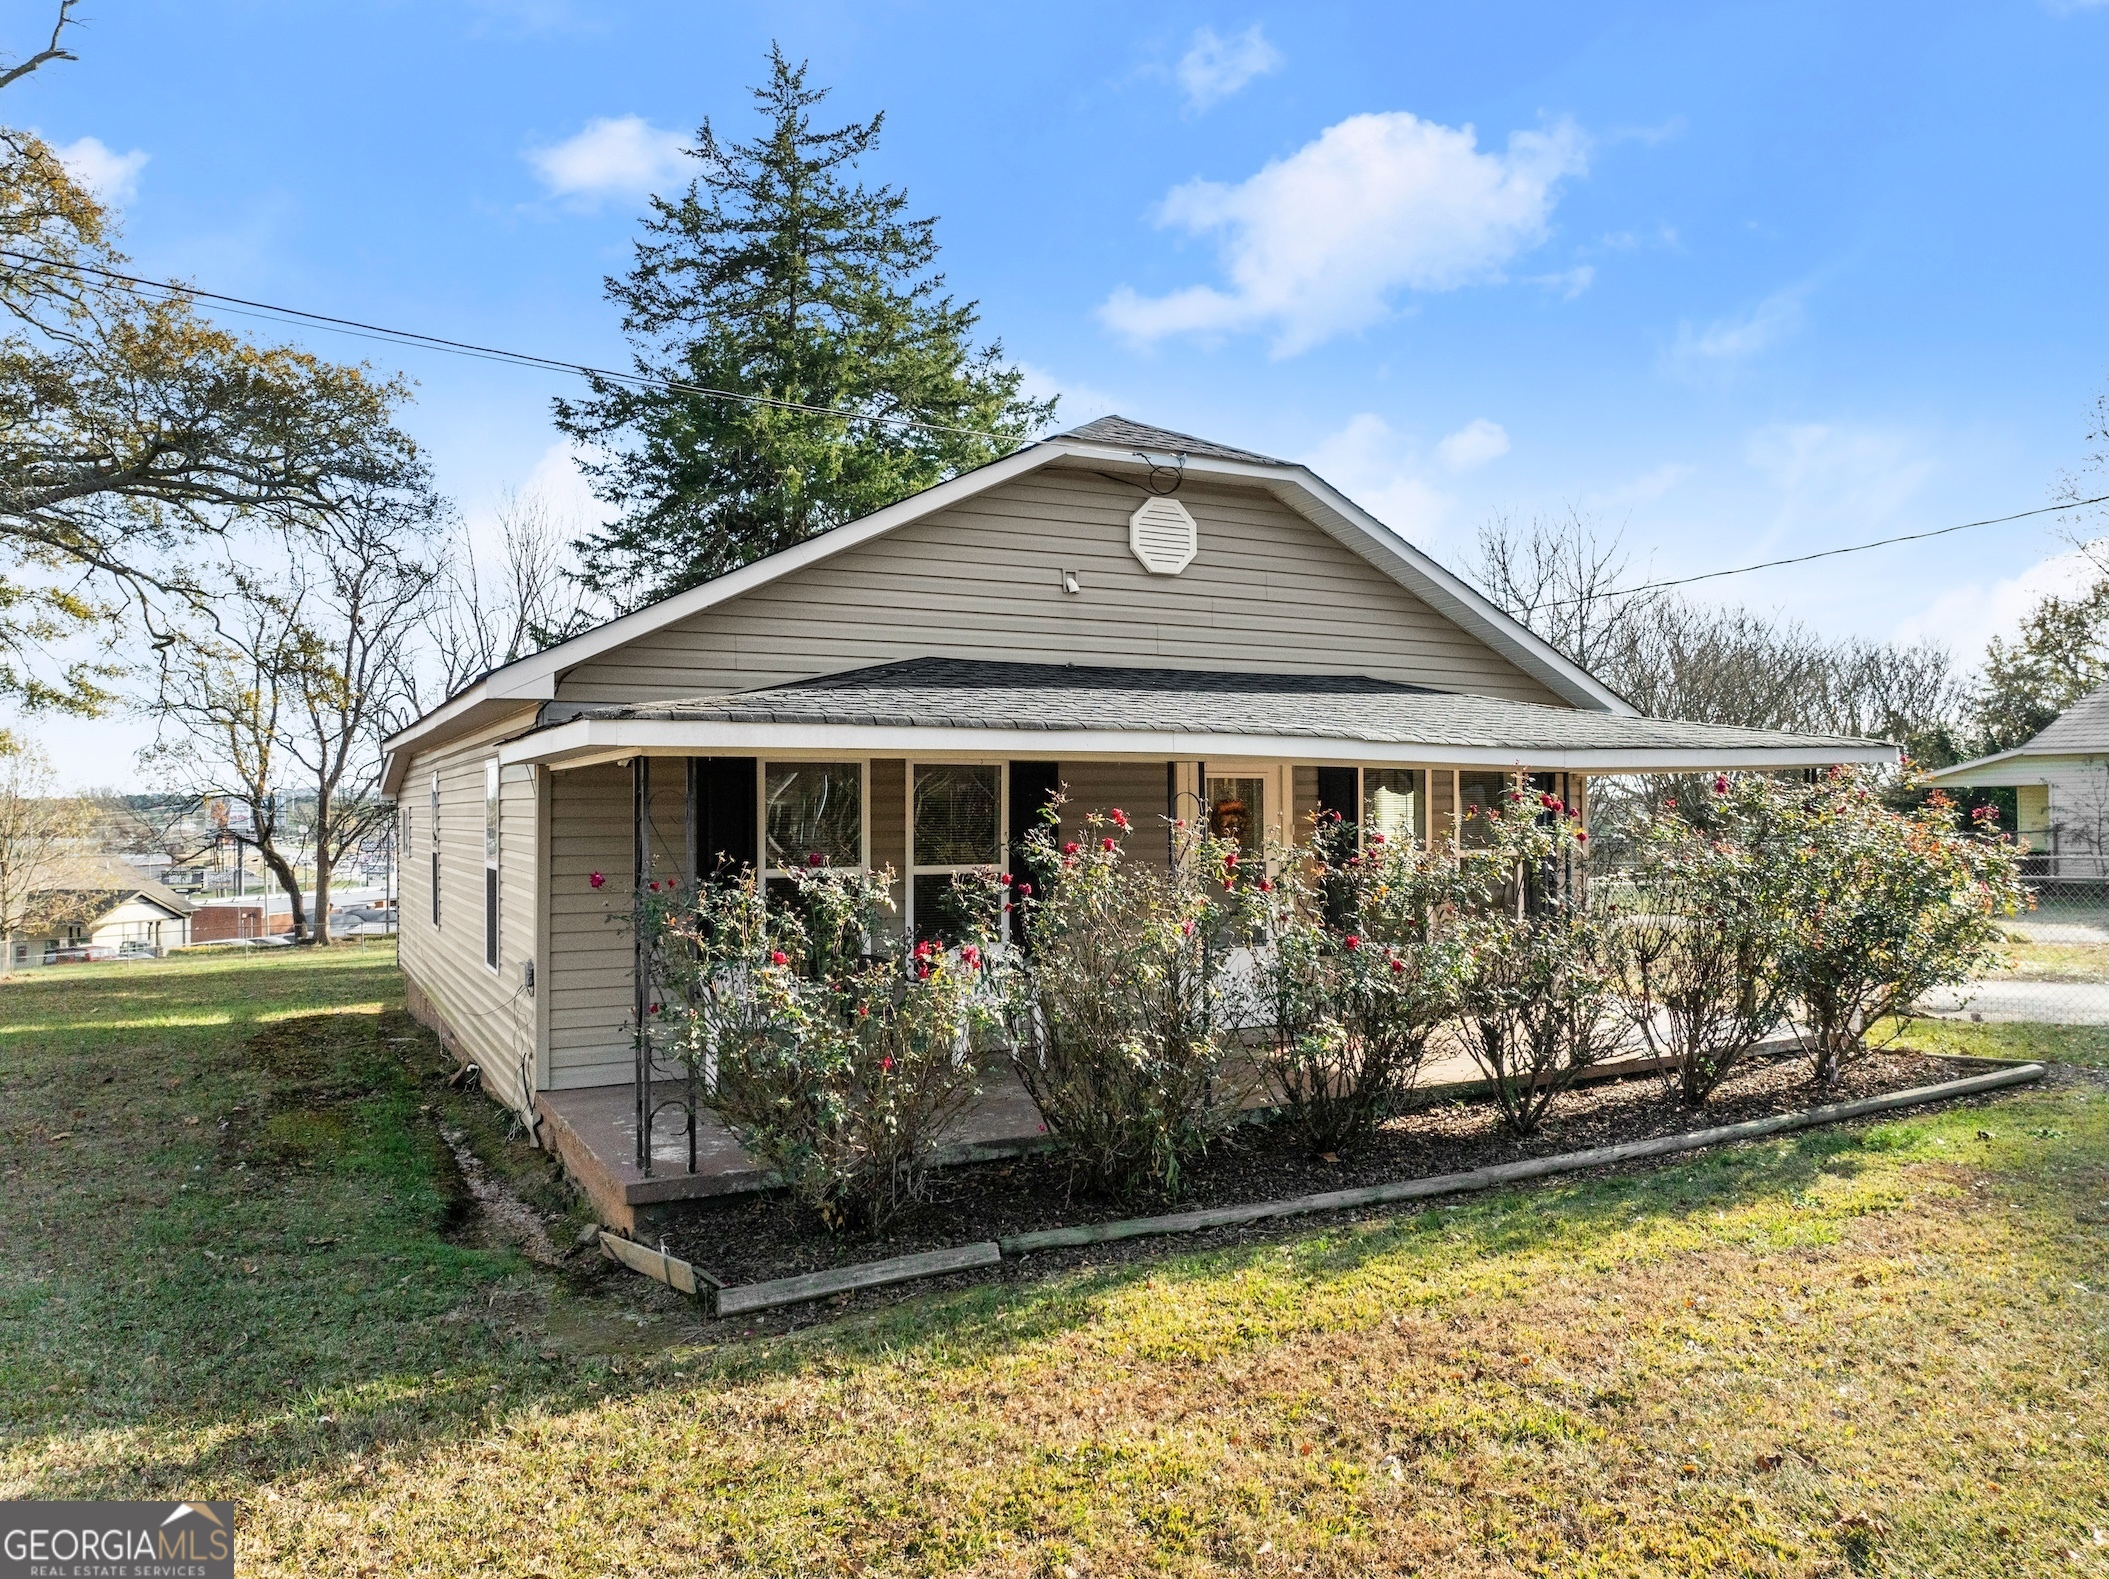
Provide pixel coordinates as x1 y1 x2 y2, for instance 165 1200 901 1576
1926 681 2109 784
1053 415 1287 466
381 415 1636 791
17 859 195 932
507 656 1893 775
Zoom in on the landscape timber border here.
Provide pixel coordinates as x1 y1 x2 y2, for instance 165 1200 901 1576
600 1060 2049 1318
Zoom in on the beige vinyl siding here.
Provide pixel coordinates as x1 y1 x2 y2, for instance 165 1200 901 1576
869 758 907 936
542 759 693 1092
396 705 542 1113
553 467 1562 706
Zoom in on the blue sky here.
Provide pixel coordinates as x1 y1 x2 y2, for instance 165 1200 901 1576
11 0 2106 784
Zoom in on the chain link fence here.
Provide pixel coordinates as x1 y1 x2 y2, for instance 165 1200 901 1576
1916 869 2109 1025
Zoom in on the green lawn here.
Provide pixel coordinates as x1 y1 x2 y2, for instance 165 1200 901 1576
3 951 2107 1576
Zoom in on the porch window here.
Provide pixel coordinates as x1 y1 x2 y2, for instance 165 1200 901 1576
910 763 1002 944
1206 775 1266 861
763 761 865 875
1362 768 1426 847
483 759 500 970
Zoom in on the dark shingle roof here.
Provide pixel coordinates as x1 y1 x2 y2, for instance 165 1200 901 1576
565 657 1881 756
2023 682 2109 754
1053 416 1286 467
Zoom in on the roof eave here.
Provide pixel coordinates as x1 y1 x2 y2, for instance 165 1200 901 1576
499 715 1896 776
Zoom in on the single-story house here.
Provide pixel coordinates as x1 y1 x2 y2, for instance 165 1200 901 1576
380 416 1893 1218
9 861 194 968
1927 683 2109 878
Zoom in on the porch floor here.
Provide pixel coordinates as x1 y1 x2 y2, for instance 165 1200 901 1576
537 1044 1491 1229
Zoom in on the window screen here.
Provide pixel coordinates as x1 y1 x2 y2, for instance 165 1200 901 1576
764 762 863 870
910 764 1002 945
1362 768 1425 847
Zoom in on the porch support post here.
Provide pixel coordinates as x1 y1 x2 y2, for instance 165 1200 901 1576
633 754 651 1175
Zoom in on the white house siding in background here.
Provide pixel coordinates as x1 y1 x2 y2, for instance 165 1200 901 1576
550 470 1563 708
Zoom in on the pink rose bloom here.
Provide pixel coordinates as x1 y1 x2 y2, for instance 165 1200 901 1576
769 950 789 966
807 851 825 867
589 871 605 889
1369 832 1385 845
1016 882 1032 897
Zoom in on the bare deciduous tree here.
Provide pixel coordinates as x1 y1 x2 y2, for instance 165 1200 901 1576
424 492 600 700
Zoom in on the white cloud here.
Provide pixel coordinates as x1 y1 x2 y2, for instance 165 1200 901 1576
1583 461 1694 511
1436 418 1510 471
1744 422 1932 526
1527 264 1594 300
1664 287 1805 377
1175 24 1284 112
1302 414 1453 543
1014 362 1123 427
1896 546 2099 666
53 135 148 205
526 115 687 203
1099 111 1589 356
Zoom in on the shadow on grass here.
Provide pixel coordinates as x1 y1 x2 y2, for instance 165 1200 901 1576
5 950 2098 1504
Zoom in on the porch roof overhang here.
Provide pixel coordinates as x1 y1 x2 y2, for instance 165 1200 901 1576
497 658 1896 776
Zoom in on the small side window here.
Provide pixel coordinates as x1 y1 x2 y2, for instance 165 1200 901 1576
483 760 500 970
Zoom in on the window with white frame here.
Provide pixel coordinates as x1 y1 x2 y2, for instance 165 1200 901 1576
909 763 1002 944
429 770 442 928
762 762 865 898
1361 768 1427 848
483 759 500 970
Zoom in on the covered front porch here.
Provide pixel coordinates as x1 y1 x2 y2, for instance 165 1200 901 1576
501 658 1893 1224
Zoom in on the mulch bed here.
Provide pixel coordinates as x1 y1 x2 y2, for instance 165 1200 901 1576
656 1046 1991 1292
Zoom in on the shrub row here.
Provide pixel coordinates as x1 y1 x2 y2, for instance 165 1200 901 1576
639 767 2023 1234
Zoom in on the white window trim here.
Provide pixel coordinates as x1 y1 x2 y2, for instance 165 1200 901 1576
905 759 1008 940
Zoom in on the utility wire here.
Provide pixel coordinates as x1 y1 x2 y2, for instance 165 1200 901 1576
12 248 2096 599
1536 496 2109 608
0 248 1025 444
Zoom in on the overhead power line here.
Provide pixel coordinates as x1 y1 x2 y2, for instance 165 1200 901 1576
0 248 1021 443
1537 496 2109 609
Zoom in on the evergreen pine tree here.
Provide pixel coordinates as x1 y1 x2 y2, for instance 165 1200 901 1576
555 47 1054 609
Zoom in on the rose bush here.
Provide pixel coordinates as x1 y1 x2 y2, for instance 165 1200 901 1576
1455 787 1626 1134
1257 813 1469 1153
1768 766 2024 1081
642 862 1000 1232
1606 773 1796 1104
1006 804 1264 1197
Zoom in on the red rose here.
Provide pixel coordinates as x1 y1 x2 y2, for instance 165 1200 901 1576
1713 775 1729 794
916 963 930 980
1576 831 1589 843
857 1004 869 1018
1390 958 1405 974
769 950 789 966
1101 836 1117 851
880 1055 894 1071
1369 832 1385 844
999 873 1013 886
1110 808 1131 830
589 871 605 889
1062 841 1080 856
1257 877 1273 892
1344 935 1362 950
649 1002 662 1013
961 944 982 968
807 851 825 867
1663 798 1677 810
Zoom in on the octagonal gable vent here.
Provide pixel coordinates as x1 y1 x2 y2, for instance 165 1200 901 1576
1129 496 1198 575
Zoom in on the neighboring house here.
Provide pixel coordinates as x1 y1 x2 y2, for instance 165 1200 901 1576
379 416 1894 1208
1928 682 2109 878
10 860 194 968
